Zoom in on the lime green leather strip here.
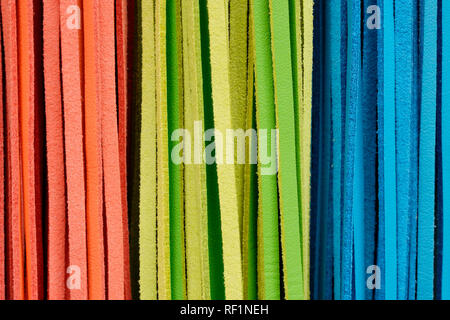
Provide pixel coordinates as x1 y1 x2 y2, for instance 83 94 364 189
301 0 313 299
167 0 186 300
269 0 304 300
289 0 306 299
251 0 280 300
242 7 257 298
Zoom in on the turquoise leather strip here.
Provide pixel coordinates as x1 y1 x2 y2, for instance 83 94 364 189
442 0 450 300
383 0 398 301
417 0 437 300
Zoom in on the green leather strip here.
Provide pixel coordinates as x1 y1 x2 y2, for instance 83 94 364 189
269 0 304 300
251 0 280 300
167 0 186 300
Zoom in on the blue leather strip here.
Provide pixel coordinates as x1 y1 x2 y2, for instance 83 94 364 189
417 0 437 300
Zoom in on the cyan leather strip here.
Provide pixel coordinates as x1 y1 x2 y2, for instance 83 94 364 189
345 0 365 300
417 0 437 300
329 0 343 301
383 0 398 301
395 0 417 300
362 0 378 301
442 0 450 300
342 0 357 300
375 0 386 300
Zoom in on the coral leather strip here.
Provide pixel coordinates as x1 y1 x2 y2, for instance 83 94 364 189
207 0 243 300
43 0 66 300
269 0 304 300
139 0 158 300
116 0 129 218
417 0 437 300
1 0 24 300
18 0 44 300
83 0 106 300
155 0 171 300
99 0 126 300
115 0 132 300
60 0 88 300
167 0 186 300
0 10 4 300
251 0 280 300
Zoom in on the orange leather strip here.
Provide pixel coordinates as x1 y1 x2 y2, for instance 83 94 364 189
2 0 25 300
83 0 106 300
115 0 132 300
43 0 67 300
100 0 126 300
0 5 5 301
60 0 88 300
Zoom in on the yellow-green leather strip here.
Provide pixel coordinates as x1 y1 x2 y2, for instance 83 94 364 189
207 0 244 300
182 0 211 300
229 0 249 236
301 0 313 299
155 0 171 300
251 0 280 300
269 0 304 300
139 0 157 300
